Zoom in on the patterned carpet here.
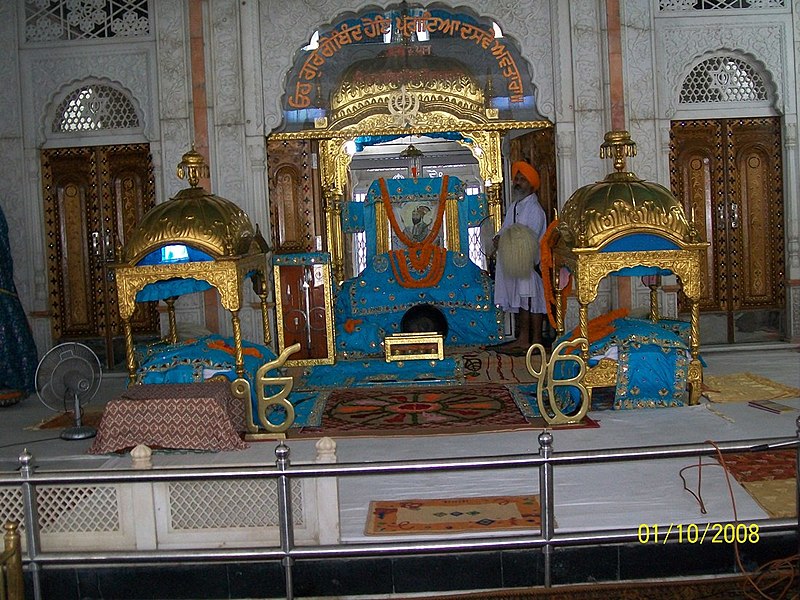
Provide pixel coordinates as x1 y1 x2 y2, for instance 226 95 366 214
461 349 538 384
703 372 800 403
366 495 542 535
288 383 536 438
718 449 797 518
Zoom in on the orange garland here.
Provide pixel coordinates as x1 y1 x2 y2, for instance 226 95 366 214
389 246 447 288
379 176 449 288
379 176 448 249
207 338 263 359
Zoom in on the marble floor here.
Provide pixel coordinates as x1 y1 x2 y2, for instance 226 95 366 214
1 342 798 547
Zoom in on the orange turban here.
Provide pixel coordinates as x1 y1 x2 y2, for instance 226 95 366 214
511 161 540 192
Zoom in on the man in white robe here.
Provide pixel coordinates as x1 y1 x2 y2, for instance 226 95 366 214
493 161 547 352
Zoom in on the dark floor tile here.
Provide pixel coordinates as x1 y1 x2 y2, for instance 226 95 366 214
227 560 286 599
550 545 619 585
736 531 797 572
619 540 736 580
501 548 545 588
293 556 394 597
36 568 80 600
85 564 229 599
392 551 503 594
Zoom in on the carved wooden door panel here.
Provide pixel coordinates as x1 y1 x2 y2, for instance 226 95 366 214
42 144 158 366
273 255 335 366
267 139 335 358
670 118 785 342
266 139 324 253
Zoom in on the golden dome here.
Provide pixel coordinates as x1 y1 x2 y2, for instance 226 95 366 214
122 148 258 263
329 45 486 129
558 131 698 249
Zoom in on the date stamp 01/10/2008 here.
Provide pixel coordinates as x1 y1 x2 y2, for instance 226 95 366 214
638 523 760 544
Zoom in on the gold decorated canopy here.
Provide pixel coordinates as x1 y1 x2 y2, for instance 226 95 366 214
122 147 259 263
114 148 270 383
550 131 708 405
557 131 700 249
329 46 486 130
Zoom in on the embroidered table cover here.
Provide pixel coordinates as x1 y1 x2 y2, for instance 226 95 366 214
89 382 248 453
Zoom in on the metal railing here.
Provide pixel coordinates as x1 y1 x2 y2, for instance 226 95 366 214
1 417 799 600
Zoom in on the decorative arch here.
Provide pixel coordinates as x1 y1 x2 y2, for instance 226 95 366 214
42 77 148 147
274 3 545 134
266 2 554 283
672 50 780 118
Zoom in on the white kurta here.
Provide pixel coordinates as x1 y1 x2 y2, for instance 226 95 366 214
494 192 547 314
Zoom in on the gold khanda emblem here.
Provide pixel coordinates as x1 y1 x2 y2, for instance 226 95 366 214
387 84 420 127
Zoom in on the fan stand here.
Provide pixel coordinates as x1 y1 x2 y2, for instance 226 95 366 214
60 371 96 441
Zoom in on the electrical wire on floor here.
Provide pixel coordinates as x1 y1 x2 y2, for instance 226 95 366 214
679 440 798 600
0 437 63 449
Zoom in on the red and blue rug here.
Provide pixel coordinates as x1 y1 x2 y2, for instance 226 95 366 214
288 383 598 438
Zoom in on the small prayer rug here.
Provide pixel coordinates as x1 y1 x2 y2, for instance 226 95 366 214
703 372 800 403
365 495 543 535
461 350 538 384
717 449 797 518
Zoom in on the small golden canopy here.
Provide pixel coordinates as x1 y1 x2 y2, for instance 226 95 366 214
121 148 258 263
558 131 697 249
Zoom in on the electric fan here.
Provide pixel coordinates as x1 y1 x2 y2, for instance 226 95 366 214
35 342 102 440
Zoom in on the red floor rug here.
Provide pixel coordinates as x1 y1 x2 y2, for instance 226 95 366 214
287 383 598 438
717 449 797 518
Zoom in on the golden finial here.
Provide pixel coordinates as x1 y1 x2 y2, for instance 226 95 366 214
600 130 637 172
176 145 210 188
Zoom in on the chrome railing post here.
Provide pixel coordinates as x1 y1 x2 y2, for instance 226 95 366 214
538 431 554 588
18 449 42 600
275 442 295 600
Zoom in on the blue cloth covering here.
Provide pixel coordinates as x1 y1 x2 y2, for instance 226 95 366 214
465 191 488 227
342 201 365 233
138 245 215 265
132 334 321 428
0 206 37 393
602 234 680 252
335 251 504 355
554 317 692 409
344 182 486 233
135 277 213 302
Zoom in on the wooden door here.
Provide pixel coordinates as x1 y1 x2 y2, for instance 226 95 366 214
670 118 785 343
266 138 324 254
42 144 158 366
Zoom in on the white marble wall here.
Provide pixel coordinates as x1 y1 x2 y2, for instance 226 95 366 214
4 0 800 356
647 1 800 340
